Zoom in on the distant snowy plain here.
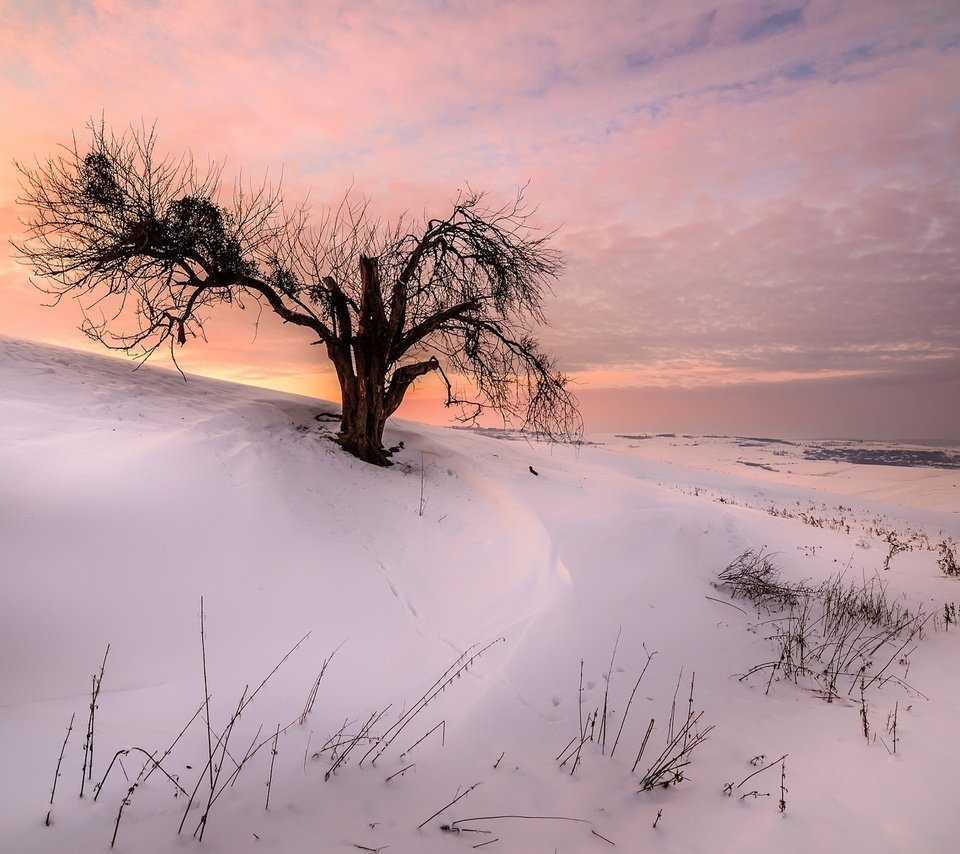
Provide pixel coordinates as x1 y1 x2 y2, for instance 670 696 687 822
1 335 957 853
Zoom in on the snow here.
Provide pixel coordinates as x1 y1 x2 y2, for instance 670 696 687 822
1 334 957 853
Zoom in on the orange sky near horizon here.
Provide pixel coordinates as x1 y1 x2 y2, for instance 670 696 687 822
2 0 958 440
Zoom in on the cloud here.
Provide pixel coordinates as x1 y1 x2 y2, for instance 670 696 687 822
740 6 806 44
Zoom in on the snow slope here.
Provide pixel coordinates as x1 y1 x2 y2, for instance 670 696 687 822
1 335 957 853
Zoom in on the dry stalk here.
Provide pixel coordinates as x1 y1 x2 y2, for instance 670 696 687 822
361 638 503 766
265 724 280 809
46 712 75 826
418 782 481 829
80 645 110 798
611 645 656 758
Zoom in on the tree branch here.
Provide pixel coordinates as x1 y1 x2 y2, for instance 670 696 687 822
384 357 441 417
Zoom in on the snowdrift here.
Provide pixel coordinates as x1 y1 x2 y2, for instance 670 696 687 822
1 335 957 853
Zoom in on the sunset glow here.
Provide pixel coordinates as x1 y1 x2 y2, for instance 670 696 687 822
2 0 958 438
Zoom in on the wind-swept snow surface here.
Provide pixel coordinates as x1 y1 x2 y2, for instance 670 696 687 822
1 335 957 853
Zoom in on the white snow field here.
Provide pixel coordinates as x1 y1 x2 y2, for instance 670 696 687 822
1 334 958 854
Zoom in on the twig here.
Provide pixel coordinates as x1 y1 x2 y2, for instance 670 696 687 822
139 699 205 786
265 724 280 809
303 731 313 774
196 716 299 827
779 757 788 813
300 644 342 725
577 659 584 741
632 719 655 773
194 688 249 840
419 452 427 516
705 595 748 615
401 720 445 759
638 712 712 790
859 678 870 743
186 626 310 839
599 628 621 755
385 763 415 782
362 639 502 766
555 736 576 762
568 710 596 775
889 702 898 754
418 782 481 829
451 814 590 831
46 712 75 826
611 646 656 758
737 754 788 789
110 785 134 848
862 621 930 693
682 672 696 753
80 644 110 798
95 747 188 801
201 598 215 794
326 706 392 780
243 631 312 712
739 791 769 800
666 668 683 743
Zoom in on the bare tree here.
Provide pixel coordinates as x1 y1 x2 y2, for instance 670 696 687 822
14 121 581 465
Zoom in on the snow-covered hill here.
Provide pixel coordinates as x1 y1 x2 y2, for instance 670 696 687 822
1 335 956 853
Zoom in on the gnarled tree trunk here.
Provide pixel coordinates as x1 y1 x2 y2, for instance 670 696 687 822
338 367 392 466
334 256 400 466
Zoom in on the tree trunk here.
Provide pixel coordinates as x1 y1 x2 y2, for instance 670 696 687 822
329 256 444 466
335 255 393 466
338 373 392 466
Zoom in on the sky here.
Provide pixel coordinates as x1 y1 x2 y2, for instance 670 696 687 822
1 0 958 440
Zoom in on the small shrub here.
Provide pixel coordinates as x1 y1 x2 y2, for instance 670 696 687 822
937 540 960 577
714 549 803 612
882 532 908 571
719 550 929 702
943 602 957 630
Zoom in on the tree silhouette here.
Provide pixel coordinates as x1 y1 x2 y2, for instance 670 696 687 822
15 122 581 465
